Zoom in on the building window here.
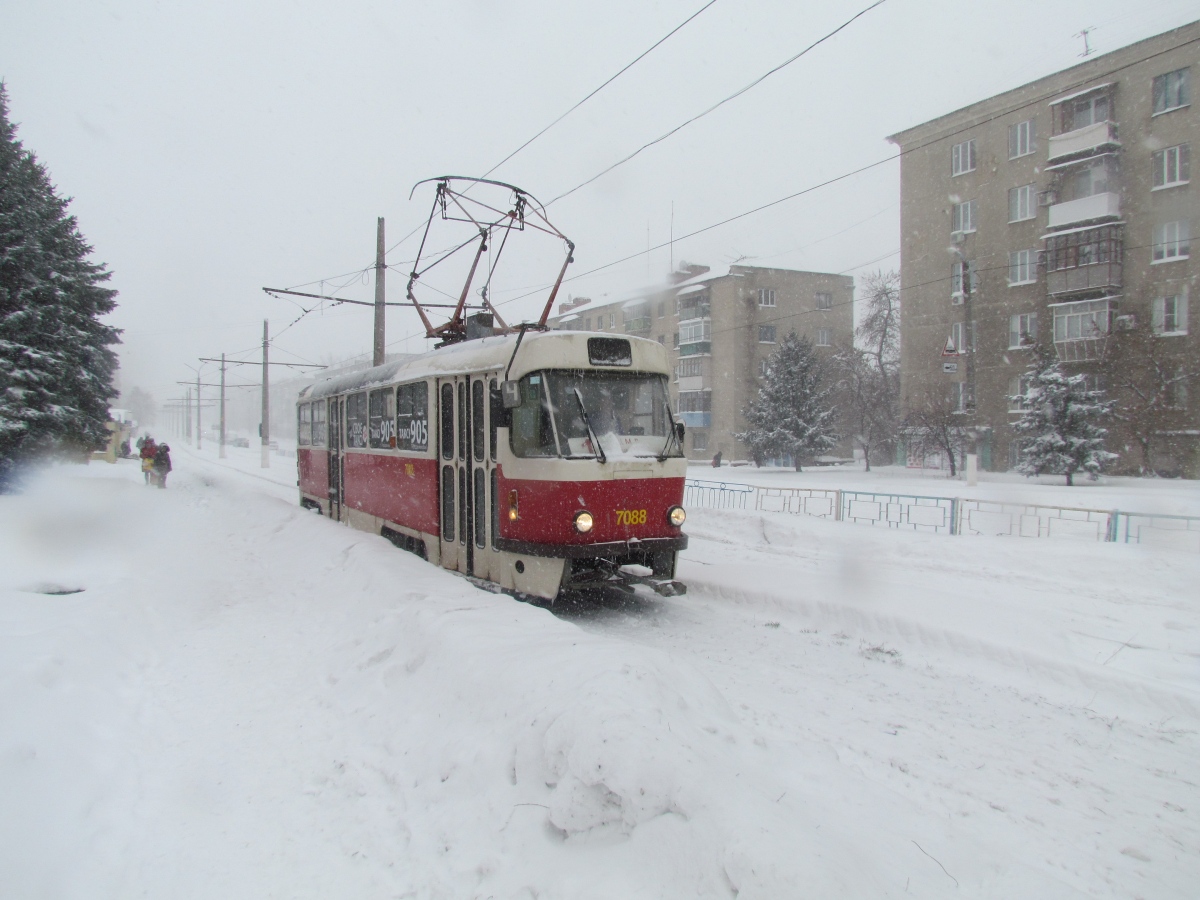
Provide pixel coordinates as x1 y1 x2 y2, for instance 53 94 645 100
1055 91 1109 133
1008 313 1038 348
1008 375 1031 412
657 335 665 345
951 200 977 235
1044 225 1121 271
584 317 591 330
680 321 710 346
1008 249 1037 285
758 325 776 343
678 391 712 413
1152 68 1191 115
758 359 769 377
1152 144 1190 189
816 328 832 347
1008 184 1036 222
691 432 709 452
609 313 615 328
951 140 976 176
673 332 679 347
953 381 975 413
1053 298 1114 342
1008 119 1035 158
1153 294 1188 335
815 291 832 310
1153 221 1190 262
758 288 776 307
951 260 977 297
1063 157 1116 202
677 358 703 378
949 321 975 354
657 301 665 318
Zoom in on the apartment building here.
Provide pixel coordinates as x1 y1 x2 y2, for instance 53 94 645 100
888 21 1198 476
552 264 853 462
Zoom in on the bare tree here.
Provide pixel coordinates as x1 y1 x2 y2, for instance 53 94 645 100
1099 317 1200 475
839 269 900 469
856 269 900 373
835 346 896 471
902 387 970 477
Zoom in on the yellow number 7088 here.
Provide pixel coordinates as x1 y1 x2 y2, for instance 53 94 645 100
614 509 648 526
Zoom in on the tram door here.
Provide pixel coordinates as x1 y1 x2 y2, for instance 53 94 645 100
328 397 343 522
438 375 493 576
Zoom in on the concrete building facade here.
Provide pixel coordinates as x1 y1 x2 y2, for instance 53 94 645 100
551 264 853 462
888 21 1198 475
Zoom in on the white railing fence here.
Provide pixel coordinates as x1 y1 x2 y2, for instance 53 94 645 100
683 479 1200 552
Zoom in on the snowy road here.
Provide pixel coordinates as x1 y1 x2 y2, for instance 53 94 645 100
2 453 1198 898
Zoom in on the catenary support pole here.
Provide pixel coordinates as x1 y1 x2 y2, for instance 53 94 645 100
261 320 270 469
196 371 202 450
219 353 227 459
374 217 386 367
186 389 192 443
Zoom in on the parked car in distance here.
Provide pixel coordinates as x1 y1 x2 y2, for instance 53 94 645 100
230 436 250 448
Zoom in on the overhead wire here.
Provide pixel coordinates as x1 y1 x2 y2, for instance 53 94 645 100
547 0 890 205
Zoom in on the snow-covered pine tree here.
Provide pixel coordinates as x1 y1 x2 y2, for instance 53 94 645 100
1010 343 1114 486
0 83 119 489
736 331 838 471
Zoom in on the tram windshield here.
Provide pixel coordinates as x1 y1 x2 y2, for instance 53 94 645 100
509 370 682 460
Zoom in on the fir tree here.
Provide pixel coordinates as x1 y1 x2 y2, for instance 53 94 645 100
736 331 838 471
0 83 120 488
1011 343 1114 486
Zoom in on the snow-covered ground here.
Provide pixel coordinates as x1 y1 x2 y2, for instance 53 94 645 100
2 449 1198 898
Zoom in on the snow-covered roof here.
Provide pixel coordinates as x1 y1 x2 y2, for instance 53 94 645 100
296 330 671 402
1049 82 1112 105
1040 221 1125 240
676 283 711 297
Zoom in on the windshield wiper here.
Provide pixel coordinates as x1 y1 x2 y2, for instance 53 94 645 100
657 409 681 461
572 387 607 464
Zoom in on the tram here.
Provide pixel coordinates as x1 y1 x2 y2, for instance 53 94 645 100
296 329 689 600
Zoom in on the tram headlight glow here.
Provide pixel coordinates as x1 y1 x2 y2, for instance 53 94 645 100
573 511 594 533
667 506 686 527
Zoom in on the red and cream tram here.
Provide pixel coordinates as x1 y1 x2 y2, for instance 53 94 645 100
296 330 688 600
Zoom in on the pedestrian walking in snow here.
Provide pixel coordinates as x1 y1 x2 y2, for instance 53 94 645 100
139 436 157 484
711 450 722 468
152 443 172 489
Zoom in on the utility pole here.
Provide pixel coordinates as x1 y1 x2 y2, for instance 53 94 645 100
261 319 270 468
219 353 227 459
961 255 979 486
185 389 192 443
374 217 386 367
196 371 202 450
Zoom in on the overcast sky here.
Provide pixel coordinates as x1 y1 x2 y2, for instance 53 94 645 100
3 0 1197 405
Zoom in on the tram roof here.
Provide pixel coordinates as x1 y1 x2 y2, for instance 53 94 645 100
297 330 671 402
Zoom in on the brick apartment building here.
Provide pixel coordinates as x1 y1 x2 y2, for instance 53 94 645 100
551 264 853 462
888 21 1198 476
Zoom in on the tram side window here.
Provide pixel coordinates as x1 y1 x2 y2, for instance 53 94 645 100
509 373 557 458
368 388 396 449
440 383 454 460
396 382 429 452
345 392 368 448
298 404 311 446
312 402 326 446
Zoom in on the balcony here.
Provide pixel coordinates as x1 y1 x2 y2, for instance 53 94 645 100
1047 121 1120 164
678 341 711 357
1047 192 1120 229
623 316 652 335
1047 261 1122 296
1051 297 1117 362
678 411 712 428
678 303 710 322
676 375 704 392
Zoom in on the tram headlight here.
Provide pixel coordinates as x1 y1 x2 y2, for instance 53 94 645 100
573 511 594 533
667 505 686 527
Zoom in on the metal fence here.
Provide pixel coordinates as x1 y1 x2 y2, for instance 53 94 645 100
683 478 1200 552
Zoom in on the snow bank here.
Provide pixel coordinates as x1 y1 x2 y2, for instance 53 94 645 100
0 462 901 898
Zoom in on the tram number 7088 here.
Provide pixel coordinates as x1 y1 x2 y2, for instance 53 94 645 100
614 509 648 526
